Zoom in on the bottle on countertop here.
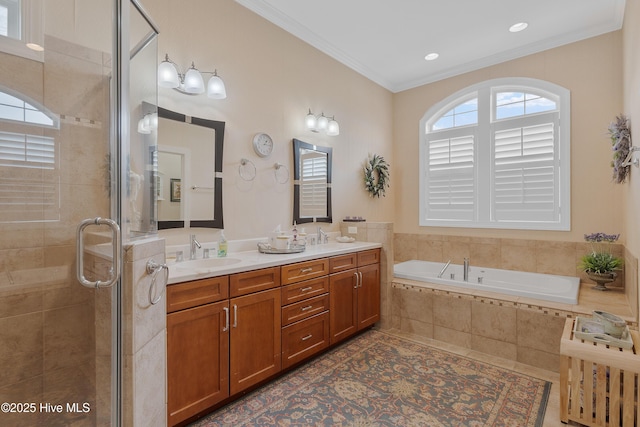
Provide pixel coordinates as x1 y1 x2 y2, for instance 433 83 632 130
218 230 228 257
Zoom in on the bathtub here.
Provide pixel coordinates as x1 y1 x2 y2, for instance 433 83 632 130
393 260 580 304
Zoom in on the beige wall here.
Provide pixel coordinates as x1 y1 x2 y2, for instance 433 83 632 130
622 1 640 322
393 32 624 243
147 0 395 240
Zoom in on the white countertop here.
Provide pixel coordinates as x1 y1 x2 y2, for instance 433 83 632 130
166 241 382 285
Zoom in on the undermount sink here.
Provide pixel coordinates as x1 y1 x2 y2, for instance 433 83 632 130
174 257 242 272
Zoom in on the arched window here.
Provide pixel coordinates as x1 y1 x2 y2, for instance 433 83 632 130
0 86 60 222
419 78 570 230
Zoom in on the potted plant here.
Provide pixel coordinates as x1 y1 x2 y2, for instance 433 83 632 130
579 232 623 291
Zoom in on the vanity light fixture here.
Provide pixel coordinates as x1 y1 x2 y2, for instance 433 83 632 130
157 54 227 99
137 112 158 134
305 109 340 136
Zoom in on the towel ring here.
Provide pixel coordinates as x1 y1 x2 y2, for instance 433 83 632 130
239 158 256 181
146 259 168 305
274 163 289 184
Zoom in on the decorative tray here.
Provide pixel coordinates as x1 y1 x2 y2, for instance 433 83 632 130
573 316 633 349
257 242 306 254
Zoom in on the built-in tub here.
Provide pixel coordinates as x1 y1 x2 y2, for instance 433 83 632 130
394 260 580 304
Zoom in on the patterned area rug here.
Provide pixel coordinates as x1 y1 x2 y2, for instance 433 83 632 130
192 330 550 427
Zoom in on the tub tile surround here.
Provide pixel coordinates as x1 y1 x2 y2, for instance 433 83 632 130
395 233 635 315
392 233 637 373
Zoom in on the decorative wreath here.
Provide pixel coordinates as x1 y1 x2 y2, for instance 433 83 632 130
609 114 632 183
363 154 390 198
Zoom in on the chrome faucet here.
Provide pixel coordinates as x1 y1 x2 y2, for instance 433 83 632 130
437 260 451 278
317 227 328 244
190 234 201 260
463 258 470 282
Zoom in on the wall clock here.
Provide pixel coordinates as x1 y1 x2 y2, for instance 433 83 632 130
252 132 274 158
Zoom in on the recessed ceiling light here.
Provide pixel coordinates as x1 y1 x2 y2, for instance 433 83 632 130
509 22 528 33
424 53 439 61
26 43 44 52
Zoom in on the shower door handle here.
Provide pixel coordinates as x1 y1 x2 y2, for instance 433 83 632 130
76 217 121 288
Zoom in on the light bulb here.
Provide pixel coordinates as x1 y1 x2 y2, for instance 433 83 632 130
183 63 205 94
157 55 179 88
207 72 227 99
327 117 340 136
305 109 318 132
317 113 329 131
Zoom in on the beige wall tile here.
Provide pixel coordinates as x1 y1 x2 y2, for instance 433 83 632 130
393 233 417 263
417 235 443 262
399 317 433 338
471 301 517 343
433 294 471 332
42 363 96 426
0 313 43 385
536 241 577 276
397 288 433 323
434 325 471 349
0 376 44 427
500 243 537 273
470 240 501 269
517 347 560 372
471 335 517 360
517 310 565 354
43 304 94 372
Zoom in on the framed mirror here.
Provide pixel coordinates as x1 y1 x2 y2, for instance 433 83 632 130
292 138 332 224
155 105 225 229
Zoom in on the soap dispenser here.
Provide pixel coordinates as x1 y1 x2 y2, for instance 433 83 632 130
218 230 228 257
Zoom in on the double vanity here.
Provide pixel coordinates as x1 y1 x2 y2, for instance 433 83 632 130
165 241 382 426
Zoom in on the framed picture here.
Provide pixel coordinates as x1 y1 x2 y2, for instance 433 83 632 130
170 178 181 202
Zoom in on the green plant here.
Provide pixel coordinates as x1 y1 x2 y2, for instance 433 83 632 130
579 232 623 274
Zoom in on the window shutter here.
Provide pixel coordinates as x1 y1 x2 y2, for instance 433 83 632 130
426 134 475 221
0 131 59 222
300 156 327 217
492 119 557 222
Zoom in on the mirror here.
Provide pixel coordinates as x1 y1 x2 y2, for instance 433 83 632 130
155 106 225 229
293 138 332 224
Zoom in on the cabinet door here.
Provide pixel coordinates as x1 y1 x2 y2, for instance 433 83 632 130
167 300 229 427
357 263 380 330
230 288 281 394
329 269 358 344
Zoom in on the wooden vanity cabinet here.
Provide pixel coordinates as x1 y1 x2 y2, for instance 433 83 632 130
167 248 380 425
280 263 331 368
229 285 281 395
329 249 381 344
166 276 230 427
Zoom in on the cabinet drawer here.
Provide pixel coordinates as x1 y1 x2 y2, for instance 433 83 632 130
166 276 229 313
281 276 329 306
230 267 280 297
329 253 357 273
358 248 380 266
282 294 329 326
281 258 329 285
282 312 330 369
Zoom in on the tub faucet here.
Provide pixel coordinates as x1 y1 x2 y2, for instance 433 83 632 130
190 234 201 260
463 258 470 282
437 260 451 278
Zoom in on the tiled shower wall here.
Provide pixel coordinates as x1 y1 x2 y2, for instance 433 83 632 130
0 37 110 426
393 233 638 321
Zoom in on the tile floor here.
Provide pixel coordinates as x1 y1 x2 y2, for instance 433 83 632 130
384 328 577 427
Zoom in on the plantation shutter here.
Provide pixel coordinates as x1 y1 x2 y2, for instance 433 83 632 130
0 131 59 222
425 132 475 221
300 155 327 218
492 113 558 223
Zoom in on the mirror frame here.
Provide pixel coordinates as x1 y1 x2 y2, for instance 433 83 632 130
156 106 225 230
292 138 332 224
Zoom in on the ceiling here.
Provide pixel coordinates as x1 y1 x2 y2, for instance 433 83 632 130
234 0 626 93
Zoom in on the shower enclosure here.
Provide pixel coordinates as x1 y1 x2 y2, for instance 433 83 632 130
0 0 158 425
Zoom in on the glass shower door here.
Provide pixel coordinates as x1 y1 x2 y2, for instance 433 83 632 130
0 1 118 425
